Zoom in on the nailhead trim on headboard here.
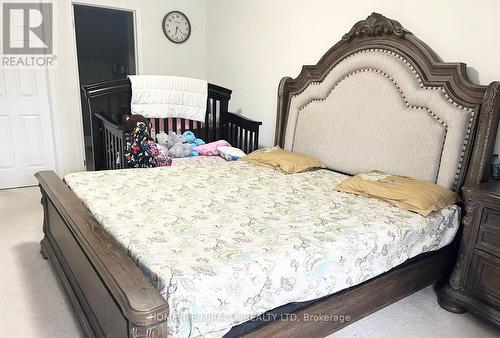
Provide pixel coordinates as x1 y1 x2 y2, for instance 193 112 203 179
291 48 476 189
298 68 449 131
296 67 448 184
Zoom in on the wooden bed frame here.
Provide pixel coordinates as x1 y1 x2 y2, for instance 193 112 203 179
37 13 500 338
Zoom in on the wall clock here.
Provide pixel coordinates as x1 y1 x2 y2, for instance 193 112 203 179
162 11 191 43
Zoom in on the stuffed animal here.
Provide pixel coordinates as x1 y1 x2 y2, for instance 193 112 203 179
182 131 205 156
155 132 170 154
155 131 203 158
124 114 149 134
188 144 200 157
168 142 192 158
182 131 205 146
124 122 155 168
165 131 184 149
148 141 172 167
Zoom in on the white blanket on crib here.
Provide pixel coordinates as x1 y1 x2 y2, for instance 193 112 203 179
129 75 208 122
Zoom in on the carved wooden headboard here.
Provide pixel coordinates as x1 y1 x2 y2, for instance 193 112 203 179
275 13 500 192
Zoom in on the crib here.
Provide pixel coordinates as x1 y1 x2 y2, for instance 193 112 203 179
82 78 262 170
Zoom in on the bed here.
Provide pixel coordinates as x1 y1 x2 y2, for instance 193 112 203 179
36 13 500 338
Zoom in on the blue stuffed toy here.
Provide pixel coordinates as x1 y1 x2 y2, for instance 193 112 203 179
182 131 205 156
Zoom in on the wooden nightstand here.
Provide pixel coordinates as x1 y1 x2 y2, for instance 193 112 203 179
438 180 500 327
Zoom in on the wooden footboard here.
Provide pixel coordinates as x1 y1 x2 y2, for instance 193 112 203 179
36 171 169 338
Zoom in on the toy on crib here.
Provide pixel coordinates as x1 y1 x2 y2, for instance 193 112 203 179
166 131 184 148
168 142 192 158
193 140 231 156
124 123 172 168
148 141 172 167
124 122 155 168
124 114 150 134
155 131 207 158
155 131 189 158
182 131 205 156
167 131 192 158
182 131 205 146
155 132 170 154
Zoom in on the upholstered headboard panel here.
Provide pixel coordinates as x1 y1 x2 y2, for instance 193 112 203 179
276 13 500 192
285 49 474 190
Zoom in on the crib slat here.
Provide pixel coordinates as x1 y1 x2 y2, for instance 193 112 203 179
239 126 243 149
244 130 249 153
234 125 238 147
156 119 165 135
247 132 252 154
105 130 110 170
205 98 210 141
212 99 217 141
103 130 108 169
232 123 237 147
110 131 113 169
253 130 258 152
180 118 186 133
154 118 160 135
107 130 111 170
234 125 238 148
118 137 123 169
224 122 228 143
112 132 116 170
110 133 113 170
113 134 118 169
111 134 115 170
219 99 228 141
114 134 118 169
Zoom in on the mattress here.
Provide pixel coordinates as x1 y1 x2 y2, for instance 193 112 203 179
64 158 460 337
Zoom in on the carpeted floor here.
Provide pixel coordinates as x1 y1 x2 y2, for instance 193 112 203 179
0 187 498 338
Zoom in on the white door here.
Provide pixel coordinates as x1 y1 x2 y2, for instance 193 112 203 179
0 68 57 189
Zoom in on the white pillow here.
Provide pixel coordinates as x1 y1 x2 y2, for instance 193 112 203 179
217 146 246 161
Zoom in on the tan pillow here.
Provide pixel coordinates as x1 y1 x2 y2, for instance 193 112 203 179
335 171 459 216
239 147 325 173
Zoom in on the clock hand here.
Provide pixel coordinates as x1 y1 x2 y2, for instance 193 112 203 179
176 26 185 36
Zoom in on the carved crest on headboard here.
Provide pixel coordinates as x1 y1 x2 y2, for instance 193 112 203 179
342 12 409 41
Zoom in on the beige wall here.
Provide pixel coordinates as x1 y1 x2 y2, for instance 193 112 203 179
205 0 500 154
51 0 206 175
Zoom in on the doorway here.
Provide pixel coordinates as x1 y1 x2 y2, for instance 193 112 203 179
73 4 136 170
0 68 57 189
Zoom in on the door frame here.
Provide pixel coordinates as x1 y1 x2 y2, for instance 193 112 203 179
69 0 143 170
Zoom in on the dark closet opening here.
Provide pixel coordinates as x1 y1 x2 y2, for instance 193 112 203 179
74 4 136 170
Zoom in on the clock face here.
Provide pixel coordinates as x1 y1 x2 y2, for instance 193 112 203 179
162 11 191 43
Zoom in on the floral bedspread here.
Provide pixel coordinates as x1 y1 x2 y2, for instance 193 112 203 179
64 158 459 337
